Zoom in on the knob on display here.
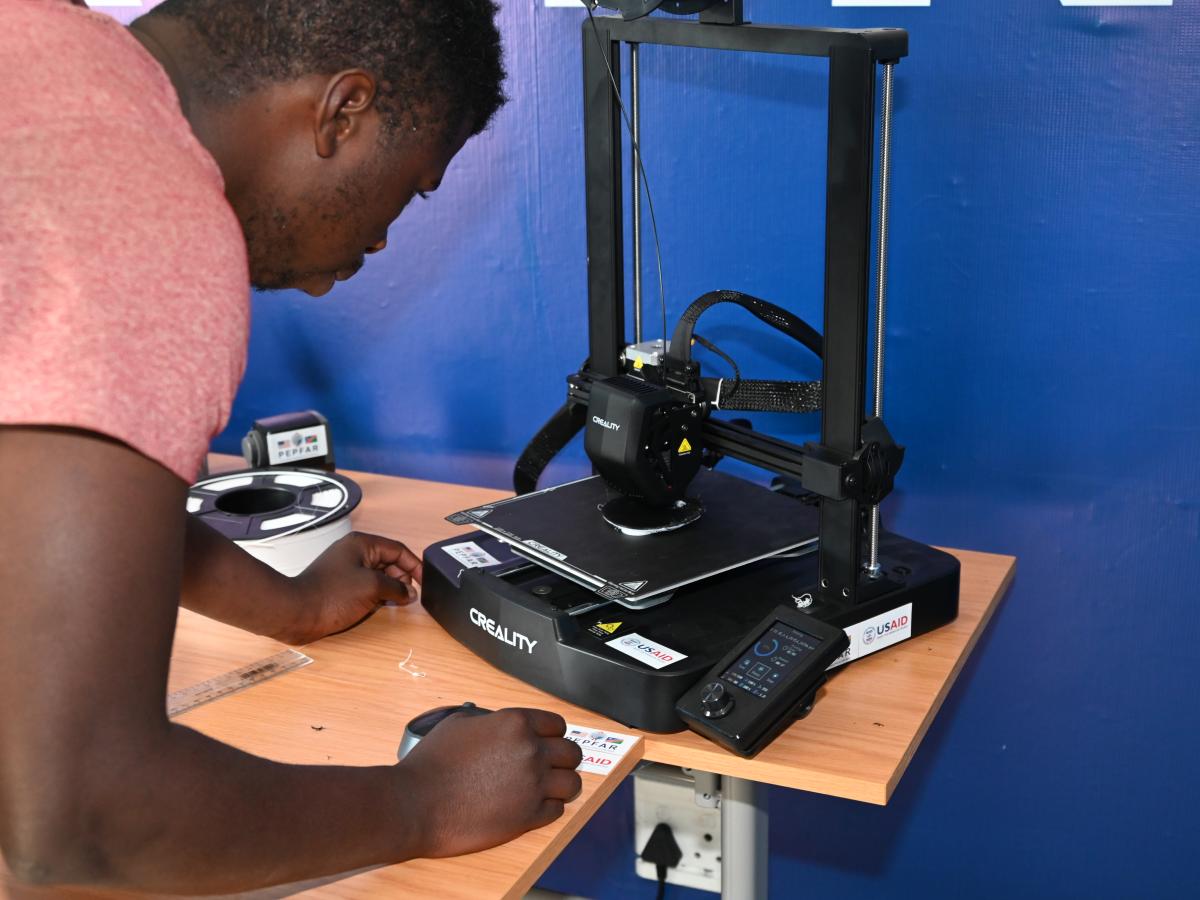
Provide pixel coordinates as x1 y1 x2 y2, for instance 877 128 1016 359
700 681 734 718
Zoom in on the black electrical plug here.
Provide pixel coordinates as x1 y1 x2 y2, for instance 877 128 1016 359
640 822 683 900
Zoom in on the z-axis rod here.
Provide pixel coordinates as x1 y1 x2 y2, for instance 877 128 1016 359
631 42 643 344
866 61 894 579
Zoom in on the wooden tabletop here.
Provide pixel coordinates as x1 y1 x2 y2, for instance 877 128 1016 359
314 460 1013 807
1 458 1013 899
639 545 1012 803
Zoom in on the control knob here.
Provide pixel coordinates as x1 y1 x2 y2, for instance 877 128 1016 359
699 681 734 719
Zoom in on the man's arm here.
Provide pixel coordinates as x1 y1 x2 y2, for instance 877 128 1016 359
182 510 421 645
0 427 581 892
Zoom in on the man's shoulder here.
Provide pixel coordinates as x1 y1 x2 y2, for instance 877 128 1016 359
2 1 226 201
0 4 249 487
1 3 244 276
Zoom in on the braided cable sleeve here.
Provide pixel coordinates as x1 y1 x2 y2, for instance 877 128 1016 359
668 290 824 365
512 401 588 494
703 378 822 413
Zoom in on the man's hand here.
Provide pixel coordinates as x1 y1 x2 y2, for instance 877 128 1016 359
182 514 424 645
399 709 584 858
284 532 424 644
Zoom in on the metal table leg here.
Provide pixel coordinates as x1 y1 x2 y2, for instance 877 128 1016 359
720 776 768 899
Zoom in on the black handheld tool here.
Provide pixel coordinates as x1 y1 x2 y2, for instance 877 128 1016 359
397 702 492 760
676 607 849 757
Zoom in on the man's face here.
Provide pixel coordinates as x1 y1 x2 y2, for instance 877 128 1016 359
234 107 472 296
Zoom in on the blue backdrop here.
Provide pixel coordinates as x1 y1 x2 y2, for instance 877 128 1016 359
207 1 1199 896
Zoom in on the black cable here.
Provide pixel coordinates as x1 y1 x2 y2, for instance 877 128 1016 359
512 399 588 494
640 822 682 900
692 332 741 399
668 289 825 365
584 2 669 350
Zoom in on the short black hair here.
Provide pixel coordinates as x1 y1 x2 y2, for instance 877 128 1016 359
142 0 506 141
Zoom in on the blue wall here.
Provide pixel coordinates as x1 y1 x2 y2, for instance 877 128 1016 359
205 1 1198 896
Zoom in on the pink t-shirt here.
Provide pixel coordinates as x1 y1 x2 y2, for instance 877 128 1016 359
0 0 249 484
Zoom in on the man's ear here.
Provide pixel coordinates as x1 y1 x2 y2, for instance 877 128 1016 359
314 70 377 159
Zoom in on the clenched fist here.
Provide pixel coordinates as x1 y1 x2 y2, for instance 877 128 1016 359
398 708 584 857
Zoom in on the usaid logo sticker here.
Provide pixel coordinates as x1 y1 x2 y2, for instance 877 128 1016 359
606 632 687 670
828 602 913 669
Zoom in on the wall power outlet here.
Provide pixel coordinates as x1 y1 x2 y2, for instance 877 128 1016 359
633 764 721 893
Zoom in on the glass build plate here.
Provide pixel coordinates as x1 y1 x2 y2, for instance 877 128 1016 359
446 470 818 605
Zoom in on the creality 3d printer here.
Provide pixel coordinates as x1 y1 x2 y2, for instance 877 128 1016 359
422 1 959 757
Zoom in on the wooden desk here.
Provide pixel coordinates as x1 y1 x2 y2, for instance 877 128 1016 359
2 459 1014 899
322 463 1014 807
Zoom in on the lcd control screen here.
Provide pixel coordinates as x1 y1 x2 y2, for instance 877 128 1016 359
721 621 823 700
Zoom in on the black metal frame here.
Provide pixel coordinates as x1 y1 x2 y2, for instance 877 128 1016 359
582 16 906 605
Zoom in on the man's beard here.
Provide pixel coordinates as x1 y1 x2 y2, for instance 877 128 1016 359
238 175 372 292
241 203 307 291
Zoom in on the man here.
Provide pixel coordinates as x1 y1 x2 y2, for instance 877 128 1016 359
0 0 583 892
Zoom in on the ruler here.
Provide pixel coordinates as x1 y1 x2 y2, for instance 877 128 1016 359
167 648 313 718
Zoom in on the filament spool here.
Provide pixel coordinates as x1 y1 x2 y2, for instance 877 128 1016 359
187 468 362 576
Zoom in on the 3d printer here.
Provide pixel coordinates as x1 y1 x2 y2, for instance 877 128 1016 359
421 2 960 755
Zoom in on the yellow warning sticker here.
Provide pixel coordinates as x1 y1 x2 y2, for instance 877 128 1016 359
594 621 622 634
677 438 693 454
633 358 644 370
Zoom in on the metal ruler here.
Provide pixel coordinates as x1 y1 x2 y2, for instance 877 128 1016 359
167 648 313 718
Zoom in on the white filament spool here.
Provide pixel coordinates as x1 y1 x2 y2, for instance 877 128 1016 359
186 469 362 577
